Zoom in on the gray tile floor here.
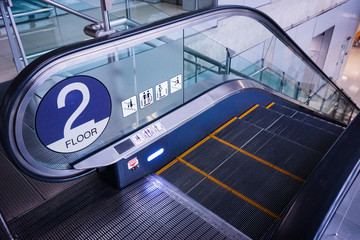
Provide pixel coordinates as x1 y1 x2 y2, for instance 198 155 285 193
321 173 360 239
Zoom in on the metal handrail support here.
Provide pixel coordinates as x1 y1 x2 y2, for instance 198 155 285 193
250 65 309 94
38 0 100 24
0 0 23 72
6 0 28 66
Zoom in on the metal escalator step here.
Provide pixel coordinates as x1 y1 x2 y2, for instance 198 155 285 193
291 110 307 121
299 113 344 135
241 106 282 129
234 205 278 240
183 138 238 173
268 104 297 117
270 104 344 136
161 143 303 237
214 119 321 180
215 120 263 148
249 171 303 215
209 153 302 215
161 161 206 193
8 176 229 240
267 115 338 154
186 177 278 240
241 130 323 180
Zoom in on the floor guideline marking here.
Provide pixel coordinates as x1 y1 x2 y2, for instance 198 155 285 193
266 102 275 109
239 104 259 119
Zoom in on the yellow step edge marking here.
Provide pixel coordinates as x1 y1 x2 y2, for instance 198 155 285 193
177 157 281 221
266 102 275 109
159 117 239 173
212 117 238 135
179 136 211 159
239 104 259 119
156 158 179 175
211 135 305 183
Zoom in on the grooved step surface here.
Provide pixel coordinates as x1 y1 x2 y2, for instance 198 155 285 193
270 104 344 135
159 104 339 240
8 175 229 240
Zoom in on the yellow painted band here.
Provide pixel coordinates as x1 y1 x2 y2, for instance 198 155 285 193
178 136 211 159
239 104 259 119
212 117 238 135
266 102 275 109
156 158 178 175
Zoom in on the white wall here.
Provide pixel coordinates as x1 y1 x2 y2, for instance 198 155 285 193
218 0 360 81
218 0 270 8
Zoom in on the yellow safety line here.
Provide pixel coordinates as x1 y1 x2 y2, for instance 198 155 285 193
158 117 240 174
266 102 275 109
239 104 259 119
178 136 211 159
211 135 305 183
212 117 238 135
177 157 281 220
156 158 178 175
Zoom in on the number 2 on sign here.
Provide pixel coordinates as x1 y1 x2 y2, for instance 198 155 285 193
57 82 90 137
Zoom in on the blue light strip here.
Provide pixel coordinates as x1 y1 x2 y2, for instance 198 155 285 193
147 148 164 162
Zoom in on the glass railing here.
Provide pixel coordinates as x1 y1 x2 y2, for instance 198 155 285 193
0 0 52 26
181 25 358 122
1 6 358 179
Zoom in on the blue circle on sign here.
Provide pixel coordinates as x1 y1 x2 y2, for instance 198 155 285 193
36 76 111 153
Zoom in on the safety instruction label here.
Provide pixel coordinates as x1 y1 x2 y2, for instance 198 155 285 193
170 74 182 93
152 122 164 134
156 81 168 101
139 88 153 109
141 127 155 140
122 96 137 117
129 122 165 146
130 133 146 146
35 76 111 153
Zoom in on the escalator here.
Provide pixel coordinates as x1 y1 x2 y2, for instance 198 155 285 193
1 6 360 240
157 103 341 239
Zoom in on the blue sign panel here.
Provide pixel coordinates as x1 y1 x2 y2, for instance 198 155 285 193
36 76 111 153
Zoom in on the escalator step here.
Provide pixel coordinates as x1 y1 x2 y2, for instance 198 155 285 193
267 115 338 154
160 161 206 193
269 104 344 135
268 103 297 116
186 176 279 240
296 113 344 135
216 119 322 179
183 138 239 174
240 106 282 129
156 103 341 240
215 119 263 147
159 134 304 239
241 130 322 179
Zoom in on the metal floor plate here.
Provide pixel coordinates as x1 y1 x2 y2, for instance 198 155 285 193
7 173 233 240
